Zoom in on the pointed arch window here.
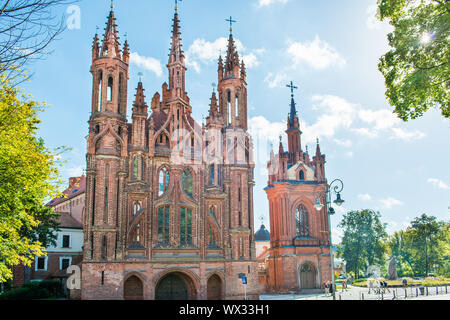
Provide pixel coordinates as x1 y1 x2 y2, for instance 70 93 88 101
97 71 103 112
132 156 138 180
182 169 193 197
209 225 216 246
227 90 231 125
296 204 309 237
180 207 192 245
209 164 215 185
118 73 123 114
158 167 170 196
157 206 170 243
107 77 113 102
133 202 141 216
235 94 239 119
299 170 305 181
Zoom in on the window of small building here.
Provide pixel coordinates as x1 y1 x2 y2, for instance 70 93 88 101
62 235 70 248
60 257 72 270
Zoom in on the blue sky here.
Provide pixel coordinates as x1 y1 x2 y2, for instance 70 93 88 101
23 0 449 242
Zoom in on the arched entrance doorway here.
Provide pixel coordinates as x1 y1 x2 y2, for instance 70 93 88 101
155 272 197 300
124 275 143 300
207 274 223 300
299 263 317 289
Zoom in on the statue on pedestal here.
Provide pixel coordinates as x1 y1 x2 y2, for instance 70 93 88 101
388 256 398 280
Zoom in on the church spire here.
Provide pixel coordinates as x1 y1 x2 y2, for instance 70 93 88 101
285 81 302 163
167 8 186 96
169 11 184 65
224 16 240 78
101 6 121 58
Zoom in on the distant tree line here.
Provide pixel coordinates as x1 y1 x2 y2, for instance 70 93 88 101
337 210 449 279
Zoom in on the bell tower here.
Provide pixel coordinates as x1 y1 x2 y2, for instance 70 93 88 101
217 17 248 130
84 4 130 263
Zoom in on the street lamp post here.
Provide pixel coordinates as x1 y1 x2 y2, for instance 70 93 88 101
313 179 345 301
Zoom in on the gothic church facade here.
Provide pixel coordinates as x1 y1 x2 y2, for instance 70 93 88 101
81 6 261 300
264 87 332 292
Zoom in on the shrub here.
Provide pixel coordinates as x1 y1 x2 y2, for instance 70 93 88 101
0 280 61 300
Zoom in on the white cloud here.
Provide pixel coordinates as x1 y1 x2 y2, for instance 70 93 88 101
366 4 381 30
130 52 163 77
248 116 286 171
67 166 83 177
301 95 358 144
351 127 379 138
264 72 287 88
334 138 352 148
358 194 372 201
357 108 426 141
344 151 354 158
390 128 426 141
186 37 263 73
427 178 450 190
287 35 346 70
380 197 403 209
257 0 289 8
358 109 401 131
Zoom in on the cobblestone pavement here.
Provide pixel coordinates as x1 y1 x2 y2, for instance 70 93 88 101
260 285 450 300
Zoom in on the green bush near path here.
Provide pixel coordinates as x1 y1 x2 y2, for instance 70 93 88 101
0 280 63 300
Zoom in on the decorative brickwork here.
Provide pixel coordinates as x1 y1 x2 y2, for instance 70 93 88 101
81 7 262 300
264 84 331 293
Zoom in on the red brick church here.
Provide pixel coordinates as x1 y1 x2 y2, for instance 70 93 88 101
81 5 262 300
263 84 332 292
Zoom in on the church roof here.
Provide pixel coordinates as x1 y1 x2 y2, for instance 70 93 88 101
255 224 270 241
56 212 83 229
47 176 86 207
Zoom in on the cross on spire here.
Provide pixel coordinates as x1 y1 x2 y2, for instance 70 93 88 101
286 81 298 97
226 16 237 34
211 82 217 93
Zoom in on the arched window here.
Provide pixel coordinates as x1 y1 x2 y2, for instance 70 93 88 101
157 133 169 147
97 71 103 112
227 90 231 125
158 167 170 196
235 94 239 119
182 169 193 197
299 170 305 181
296 205 309 237
118 73 123 114
133 202 141 216
209 164 215 185
157 206 170 243
132 156 138 180
209 226 216 246
180 207 192 245
107 77 113 102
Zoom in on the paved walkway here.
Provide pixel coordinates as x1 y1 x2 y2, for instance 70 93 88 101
260 285 450 300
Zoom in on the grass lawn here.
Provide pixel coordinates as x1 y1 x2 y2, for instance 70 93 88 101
352 277 450 288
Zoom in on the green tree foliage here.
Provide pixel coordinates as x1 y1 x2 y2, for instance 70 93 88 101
387 231 416 277
403 214 447 276
337 209 388 279
0 76 62 282
386 214 449 277
377 0 450 120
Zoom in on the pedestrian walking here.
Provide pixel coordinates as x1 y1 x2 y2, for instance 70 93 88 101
368 279 373 294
